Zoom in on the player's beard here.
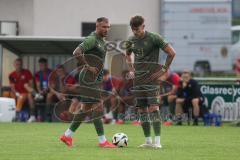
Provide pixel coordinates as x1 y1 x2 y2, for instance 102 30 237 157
100 31 108 37
102 33 107 37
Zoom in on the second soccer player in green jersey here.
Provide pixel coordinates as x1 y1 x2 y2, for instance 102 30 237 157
126 15 176 149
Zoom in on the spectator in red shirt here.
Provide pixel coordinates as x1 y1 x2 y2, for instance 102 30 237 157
47 65 76 122
166 72 180 103
8 58 36 122
160 71 180 125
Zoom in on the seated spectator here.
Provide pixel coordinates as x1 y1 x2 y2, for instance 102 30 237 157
67 63 84 122
47 65 76 122
8 58 36 122
102 69 123 124
175 70 204 125
160 71 180 125
35 58 52 98
34 58 52 121
118 70 137 125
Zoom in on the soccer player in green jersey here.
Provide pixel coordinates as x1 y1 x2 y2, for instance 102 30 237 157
60 17 116 148
126 15 176 148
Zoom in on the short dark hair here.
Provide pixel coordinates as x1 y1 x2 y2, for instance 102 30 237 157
182 70 192 77
103 69 109 76
96 17 109 23
15 58 22 63
38 57 48 64
130 15 144 28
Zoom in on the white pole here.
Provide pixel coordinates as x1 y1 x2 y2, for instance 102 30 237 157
195 77 240 82
0 44 3 95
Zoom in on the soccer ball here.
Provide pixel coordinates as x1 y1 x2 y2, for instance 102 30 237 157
112 133 128 147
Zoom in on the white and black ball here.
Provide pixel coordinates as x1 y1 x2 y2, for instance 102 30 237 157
112 133 128 147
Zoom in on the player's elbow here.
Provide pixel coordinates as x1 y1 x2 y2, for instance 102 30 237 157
165 45 176 58
171 51 176 58
73 50 80 56
126 55 131 61
73 47 83 56
168 47 176 58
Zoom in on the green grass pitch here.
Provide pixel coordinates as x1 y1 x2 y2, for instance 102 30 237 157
0 123 239 160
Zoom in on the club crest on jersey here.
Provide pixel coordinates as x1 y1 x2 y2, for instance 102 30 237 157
21 75 25 80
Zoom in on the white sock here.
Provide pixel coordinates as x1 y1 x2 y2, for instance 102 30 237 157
64 128 74 137
145 137 152 144
105 112 113 119
155 136 161 146
98 135 107 144
30 116 35 119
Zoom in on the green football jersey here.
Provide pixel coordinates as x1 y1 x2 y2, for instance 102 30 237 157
127 31 167 63
78 32 107 85
127 31 168 85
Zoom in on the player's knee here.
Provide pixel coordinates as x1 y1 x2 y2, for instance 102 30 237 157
28 93 33 99
149 105 159 112
94 103 104 112
47 92 54 98
168 95 176 103
176 98 184 104
192 98 199 106
71 98 79 105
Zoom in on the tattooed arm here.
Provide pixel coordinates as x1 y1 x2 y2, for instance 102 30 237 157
73 47 98 74
150 44 176 81
73 47 88 66
162 44 176 71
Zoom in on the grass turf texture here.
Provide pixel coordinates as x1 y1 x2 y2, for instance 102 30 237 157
0 123 239 160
